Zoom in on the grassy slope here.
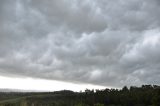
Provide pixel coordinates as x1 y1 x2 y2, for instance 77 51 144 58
0 94 54 105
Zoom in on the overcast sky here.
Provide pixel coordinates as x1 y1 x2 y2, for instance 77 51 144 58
0 0 160 91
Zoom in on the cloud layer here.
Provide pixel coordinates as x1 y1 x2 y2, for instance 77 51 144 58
0 0 160 87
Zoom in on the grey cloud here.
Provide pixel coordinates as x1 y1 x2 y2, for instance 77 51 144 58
29 0 107 33
96 0 160 31
0 0 160 88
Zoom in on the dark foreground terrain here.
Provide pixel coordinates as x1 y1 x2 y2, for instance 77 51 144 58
0 85 160 106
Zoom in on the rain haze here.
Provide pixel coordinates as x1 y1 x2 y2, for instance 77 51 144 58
0 0 160 91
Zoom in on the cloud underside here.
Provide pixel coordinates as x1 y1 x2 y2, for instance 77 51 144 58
0 0 160 87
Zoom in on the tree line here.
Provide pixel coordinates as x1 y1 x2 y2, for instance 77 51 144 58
0 85 160 106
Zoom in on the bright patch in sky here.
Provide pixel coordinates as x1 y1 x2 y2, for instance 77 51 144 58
0 76 106 91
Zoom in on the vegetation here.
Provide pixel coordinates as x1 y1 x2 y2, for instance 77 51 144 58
0 85 160 106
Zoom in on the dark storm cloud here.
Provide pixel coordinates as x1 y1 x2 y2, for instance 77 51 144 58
0 0 160 87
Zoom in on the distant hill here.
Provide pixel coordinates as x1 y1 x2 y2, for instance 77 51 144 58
0 88 45 92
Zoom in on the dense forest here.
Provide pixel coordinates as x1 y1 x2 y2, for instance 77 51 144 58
0 85 160 106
